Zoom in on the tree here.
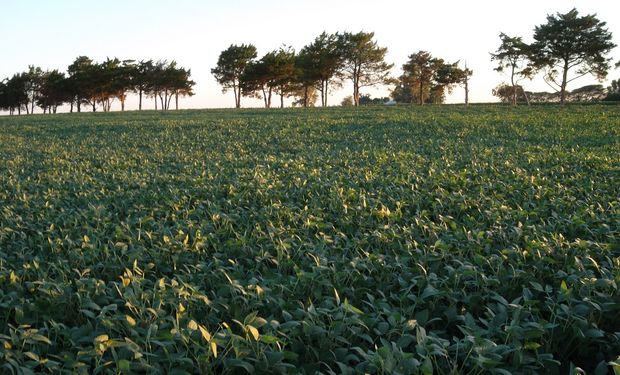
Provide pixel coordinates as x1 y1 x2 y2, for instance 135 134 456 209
338 31 393 106
0 80 6 113
83 61 106 112
240 54 278 108
435 62 472 104
390 82 413 104
167 63 195 110
290 85 318 107
271 46 297 108
462 63 473 105
359 94 390 105
36 70 70 114
530 8 616 104
96 58 121 112
148 60 168 110
397 51 443 104
605 78 620 101
23 66 44 114
112 60 136 111
67 56 96 112
239 47 296 108
341 96 353 106
2 74 29 115
293 50 320 108
492 83 528 103
133 60 154 111
146 60 194 111
297 32 344 107
395 52 469 105
491 33 534 105
212 44 257 108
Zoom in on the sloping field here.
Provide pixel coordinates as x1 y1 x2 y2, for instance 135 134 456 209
0 106 619 374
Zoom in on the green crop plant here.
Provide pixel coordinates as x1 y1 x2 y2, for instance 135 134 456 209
0 105 619 374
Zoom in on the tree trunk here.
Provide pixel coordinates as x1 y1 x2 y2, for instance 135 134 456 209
70 101 74 113
419 81 424 105
235 81 241 109
510 67 517 105
303 86 309 108
139 89 143 111
324 81 329 107
175 93 179 110
465 77 469 106
167 92 173 110
121 95 125 111
268 88 273 108
353 66 360 106
92 102 96 112
280 92 284 108
155 93 158 110
262 88 269 108
560 59 569 105
522 87 531 106
77 100 81 113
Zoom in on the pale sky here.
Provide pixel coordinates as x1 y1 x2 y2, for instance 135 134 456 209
1 0 619 111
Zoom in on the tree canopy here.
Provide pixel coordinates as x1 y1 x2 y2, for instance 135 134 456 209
337 31 393 106
491 33 533 105
241 47 297 109
393 51 469 105
211 44 258 109
529 8 616 104
297 32 344 107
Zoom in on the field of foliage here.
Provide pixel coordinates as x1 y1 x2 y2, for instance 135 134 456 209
0 105 619 374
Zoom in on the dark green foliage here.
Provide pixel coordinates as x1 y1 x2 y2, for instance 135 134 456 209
491 33 533 105
296 32 343 107
495 84 607 104
0 74 28 115
1 57 194 115
211 44 258 108
36 70 71 113
67 56 97 112
241 47 297 109
359 94 390 105
605 78 620 101
0 106 619 374
394 51 469 105
337 31 393 106
23 66 44 115
530 8 616 104
148 60 195 111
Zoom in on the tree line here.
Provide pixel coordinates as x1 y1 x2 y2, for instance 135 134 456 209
0 58 195 115
1 8 616 114
212 8 616 108
212 31 472 108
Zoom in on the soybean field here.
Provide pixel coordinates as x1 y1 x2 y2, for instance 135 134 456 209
0 105 619 374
